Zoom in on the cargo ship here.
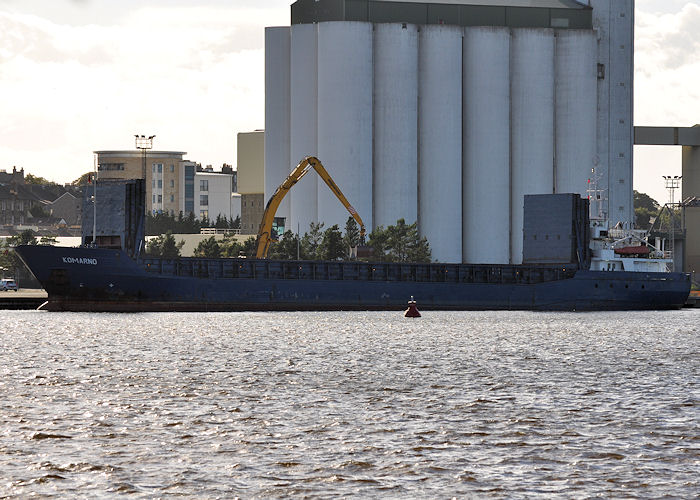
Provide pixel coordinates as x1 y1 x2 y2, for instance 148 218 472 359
14 244 691 312
12 173 692 312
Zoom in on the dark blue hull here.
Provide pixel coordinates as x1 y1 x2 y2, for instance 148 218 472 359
15 245 692 312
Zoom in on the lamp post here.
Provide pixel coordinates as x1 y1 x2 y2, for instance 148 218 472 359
135 135 155 216
92 153 97 244
663 175 682 205
662 175 682 271
135 135 155 180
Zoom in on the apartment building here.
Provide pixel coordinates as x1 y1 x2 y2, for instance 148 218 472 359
95 150 237 223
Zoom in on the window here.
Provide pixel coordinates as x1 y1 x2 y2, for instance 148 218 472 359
170 165 175 172
185 165 195 214
170 195 174 203
157 179 162 188
152 165 156 173
98 163 124 171
157 164 163 173
152 195 156 203
170 179 174 188
200 210 208 220
158 195 162 203
200 194 209 206
152 180 156 188
200 180 209 191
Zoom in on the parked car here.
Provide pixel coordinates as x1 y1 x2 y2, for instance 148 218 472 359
0 279 18 291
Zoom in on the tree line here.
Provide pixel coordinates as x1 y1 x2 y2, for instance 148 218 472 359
145 211 240 236
146 217 432 263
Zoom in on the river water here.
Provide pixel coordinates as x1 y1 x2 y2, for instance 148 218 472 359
0 310 698 498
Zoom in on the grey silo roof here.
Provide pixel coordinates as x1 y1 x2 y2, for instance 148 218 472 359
291 0 592 29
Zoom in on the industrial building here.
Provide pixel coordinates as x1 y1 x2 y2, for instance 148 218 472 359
236 130 267 234
265 0 634 264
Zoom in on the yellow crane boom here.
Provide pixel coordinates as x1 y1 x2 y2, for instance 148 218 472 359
255 156 366 259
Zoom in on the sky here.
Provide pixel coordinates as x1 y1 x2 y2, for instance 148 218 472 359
0 0 698 206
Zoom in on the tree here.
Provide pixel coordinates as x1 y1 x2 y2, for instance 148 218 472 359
1 230 38 278
10 230 38 246
367 225 389 260
367 219 431 263
301 222 324 260
343 216 360 258
268 230 302 260
319 224 345 260
215 214 229 229
241 236 258 258
634 190 660 230
72 172 93 186
146 211 202 235
146 231 184 258
39 236 58 246
193 236 221 258
231 215 241 230
634 190 659 212
25 173 53 185
184 212 200 233
29 205 50 219
220 234 244 258
0 241 17 278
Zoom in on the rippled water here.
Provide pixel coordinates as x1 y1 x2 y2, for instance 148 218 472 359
0 310 698 498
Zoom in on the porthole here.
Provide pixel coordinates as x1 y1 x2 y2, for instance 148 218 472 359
594 283 599 288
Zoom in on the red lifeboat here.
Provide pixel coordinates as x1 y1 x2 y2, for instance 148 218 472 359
404 296 421 318
614 246 650 256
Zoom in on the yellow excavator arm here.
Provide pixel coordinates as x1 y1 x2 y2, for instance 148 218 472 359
255 156 366 259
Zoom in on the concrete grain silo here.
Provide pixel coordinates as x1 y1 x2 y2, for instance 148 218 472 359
317 22 374 231
555 29 598 198
418 25 463 264
264 27 291 227
265 0 634 263
289 23 319 234
510 28 555 265
373 23 419 229
462 26 511 265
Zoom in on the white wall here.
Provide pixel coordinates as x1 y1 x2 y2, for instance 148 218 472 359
373 23 419 229
511 29 555 264
289 23 318 236
317 22 373 232
264 27 291 225
554 29 597 198
231 193 241 222
590 0 635 226
463 27 511 265
195 172 233 222
418 25 463 263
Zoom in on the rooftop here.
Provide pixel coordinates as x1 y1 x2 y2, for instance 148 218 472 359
364 0 586 7
291 0 592 29
94 151 187 159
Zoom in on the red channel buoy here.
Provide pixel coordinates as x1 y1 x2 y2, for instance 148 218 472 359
404 296 421 318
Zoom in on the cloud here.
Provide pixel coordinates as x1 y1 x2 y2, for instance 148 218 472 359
637 3 700 70
0 3 288 183
633 3 700 202
635 3 700 124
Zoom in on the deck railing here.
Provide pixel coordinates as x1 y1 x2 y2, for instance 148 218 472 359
140 257 578 285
